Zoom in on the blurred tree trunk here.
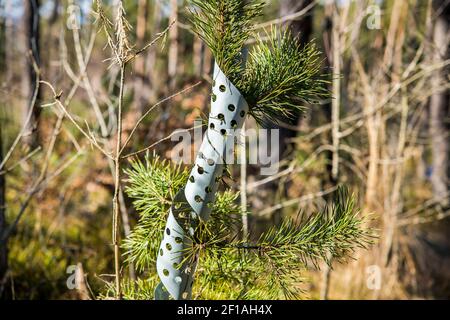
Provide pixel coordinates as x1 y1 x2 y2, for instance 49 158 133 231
22 0 41 149
44 0 60 86
382 0 409 282
4 0 13 83
322 3 343 188
320 2 351 300
272 0 314 191
134 0 149 113
429 0 449 207
168 0 178 93
193 36 202 77
365 0 407 213
48 0 60 25
322 4 337 190
0 132 7 294
320 5 334 298
146 0 162 104
0 2 5 73
280 0 313 44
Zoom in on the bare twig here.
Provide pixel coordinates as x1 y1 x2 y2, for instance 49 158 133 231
127 20 175 61
253 0 317 30
0 58 40 171
259 186 338 217
120 81 202 153
0 146 41 175
72 24 109 137
40 81 113 159
121 123 204 159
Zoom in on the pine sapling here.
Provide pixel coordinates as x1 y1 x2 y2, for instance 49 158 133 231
119 0 372 300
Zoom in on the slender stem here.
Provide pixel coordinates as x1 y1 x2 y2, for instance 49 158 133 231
121 123 204 159
320 252 333 300
331 8 341 181
113 63 125 299
240 123 248 240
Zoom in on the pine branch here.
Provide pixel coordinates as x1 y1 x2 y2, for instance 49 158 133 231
187 2 329 124
120 1 368 300
186 0 264 85
122 156 189 271
122 155 242 272
241 28 330 124
242 186 372 266
197 186 374 299
121 173 373 299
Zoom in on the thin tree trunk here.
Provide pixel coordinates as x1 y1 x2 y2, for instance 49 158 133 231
146 0 162 104
241 124 248 239
48 0 60 25
4 0 13 83
280 0 313 42
75 263 91 300
377 1 408 277
22 0 41 149
381 0 409 271
322 3 335 187
0 132 7 294
134 0 149 113
320 2 350 299
320 255 332 300
277 0 314 153
429 0 449 207
330 6 343 182
168 0 178 93
193 36 202 77
320 5 334 300
0 2 6 73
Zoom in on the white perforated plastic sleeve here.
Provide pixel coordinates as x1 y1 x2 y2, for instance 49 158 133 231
154 63 248 300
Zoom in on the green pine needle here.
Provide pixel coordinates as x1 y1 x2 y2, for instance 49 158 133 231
118 0 370 300
241 28 330 124
198 186 374 299
122 155 243 272
186 1 330 124
119 156 373 299
254 186 373 268
187 0 264 85
122 156 188 271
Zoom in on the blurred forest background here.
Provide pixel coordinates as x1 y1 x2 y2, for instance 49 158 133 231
0 0 449 299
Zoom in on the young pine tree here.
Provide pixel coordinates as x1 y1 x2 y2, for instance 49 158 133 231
105 0 373 300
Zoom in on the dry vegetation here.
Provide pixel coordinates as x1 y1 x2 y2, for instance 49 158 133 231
0 0 448 299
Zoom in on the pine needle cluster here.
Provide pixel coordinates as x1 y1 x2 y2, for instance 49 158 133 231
187 0 264 85
241 29 329 124
122 156 241 272
118 156 373 299
186 0 329 124
122 156 188 271
197 186 373 299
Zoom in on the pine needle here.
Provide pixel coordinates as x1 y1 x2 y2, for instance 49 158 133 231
186 1 330 124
